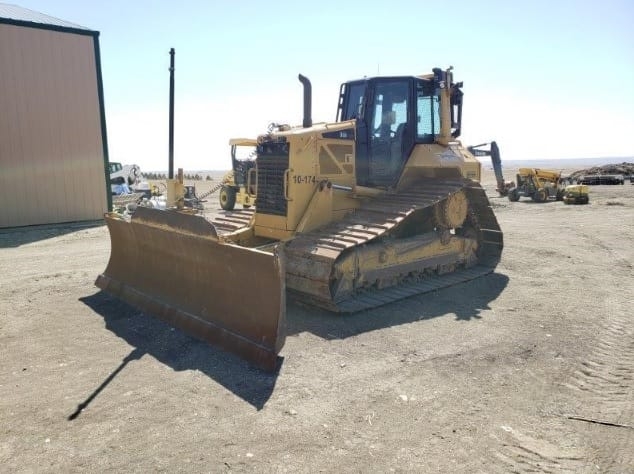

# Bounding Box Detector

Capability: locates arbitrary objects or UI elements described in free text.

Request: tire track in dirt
[489,426,586,473]
[562,300,634,472]
[565,231,634,470]
[581,232,633,273]
[478,227,633,473]
[482,309,633,473]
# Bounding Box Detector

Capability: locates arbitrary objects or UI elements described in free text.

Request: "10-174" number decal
[292,175,316,184]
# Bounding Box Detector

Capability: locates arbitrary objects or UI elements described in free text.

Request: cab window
[416,80,440,142]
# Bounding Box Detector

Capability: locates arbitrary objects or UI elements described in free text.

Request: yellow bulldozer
[96,67,503,370]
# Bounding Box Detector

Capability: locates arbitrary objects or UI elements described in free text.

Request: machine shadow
[0,220,104,248]
[286,272,509,339]
[79,291,280,411]
[78,272,507,411]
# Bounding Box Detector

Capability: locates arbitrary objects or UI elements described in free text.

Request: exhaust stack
[168,48,175,179]
[298,74,312,128]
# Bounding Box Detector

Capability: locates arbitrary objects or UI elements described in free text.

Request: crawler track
[285,179,503,312]
[211,208,255,234]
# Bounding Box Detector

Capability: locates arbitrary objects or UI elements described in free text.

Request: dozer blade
[96,206,285,371]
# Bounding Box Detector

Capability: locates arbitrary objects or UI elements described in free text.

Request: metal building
[0,3,109,228]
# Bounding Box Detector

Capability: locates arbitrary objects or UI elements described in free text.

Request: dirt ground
[1,168,633,473]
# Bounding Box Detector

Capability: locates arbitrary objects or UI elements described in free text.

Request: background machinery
[562,184,590,204]
[109,162,141,194]
[218,139,258,210]
[508,168,564,202]
[97,67,503,370]
[577,174,625,185]
[467,141,514,196]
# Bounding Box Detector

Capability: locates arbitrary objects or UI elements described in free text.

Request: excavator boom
[467,141,512,196]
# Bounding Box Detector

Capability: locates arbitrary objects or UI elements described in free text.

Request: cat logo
[436,149,459,161]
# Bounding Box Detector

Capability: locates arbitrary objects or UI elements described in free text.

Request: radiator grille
[256,141,289,216]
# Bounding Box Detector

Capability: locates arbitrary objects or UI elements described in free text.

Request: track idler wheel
[434,191,468,229]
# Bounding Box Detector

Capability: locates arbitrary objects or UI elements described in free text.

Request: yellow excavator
[97,67,503,370]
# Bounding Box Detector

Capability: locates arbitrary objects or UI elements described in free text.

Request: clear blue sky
[14,0,634,170]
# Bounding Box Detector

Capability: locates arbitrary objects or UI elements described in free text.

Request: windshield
[371,81,409,139]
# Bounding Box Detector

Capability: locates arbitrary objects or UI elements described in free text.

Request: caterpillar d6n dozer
[97,67,503,370]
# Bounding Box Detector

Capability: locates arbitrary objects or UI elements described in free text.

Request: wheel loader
[507,168,565,202]
[96,67,503,370]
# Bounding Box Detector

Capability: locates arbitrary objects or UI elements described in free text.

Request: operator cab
[337,71,462,187]
[109,162,123,174]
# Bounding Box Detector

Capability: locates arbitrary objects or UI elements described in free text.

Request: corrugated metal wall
[0,23,107,228]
